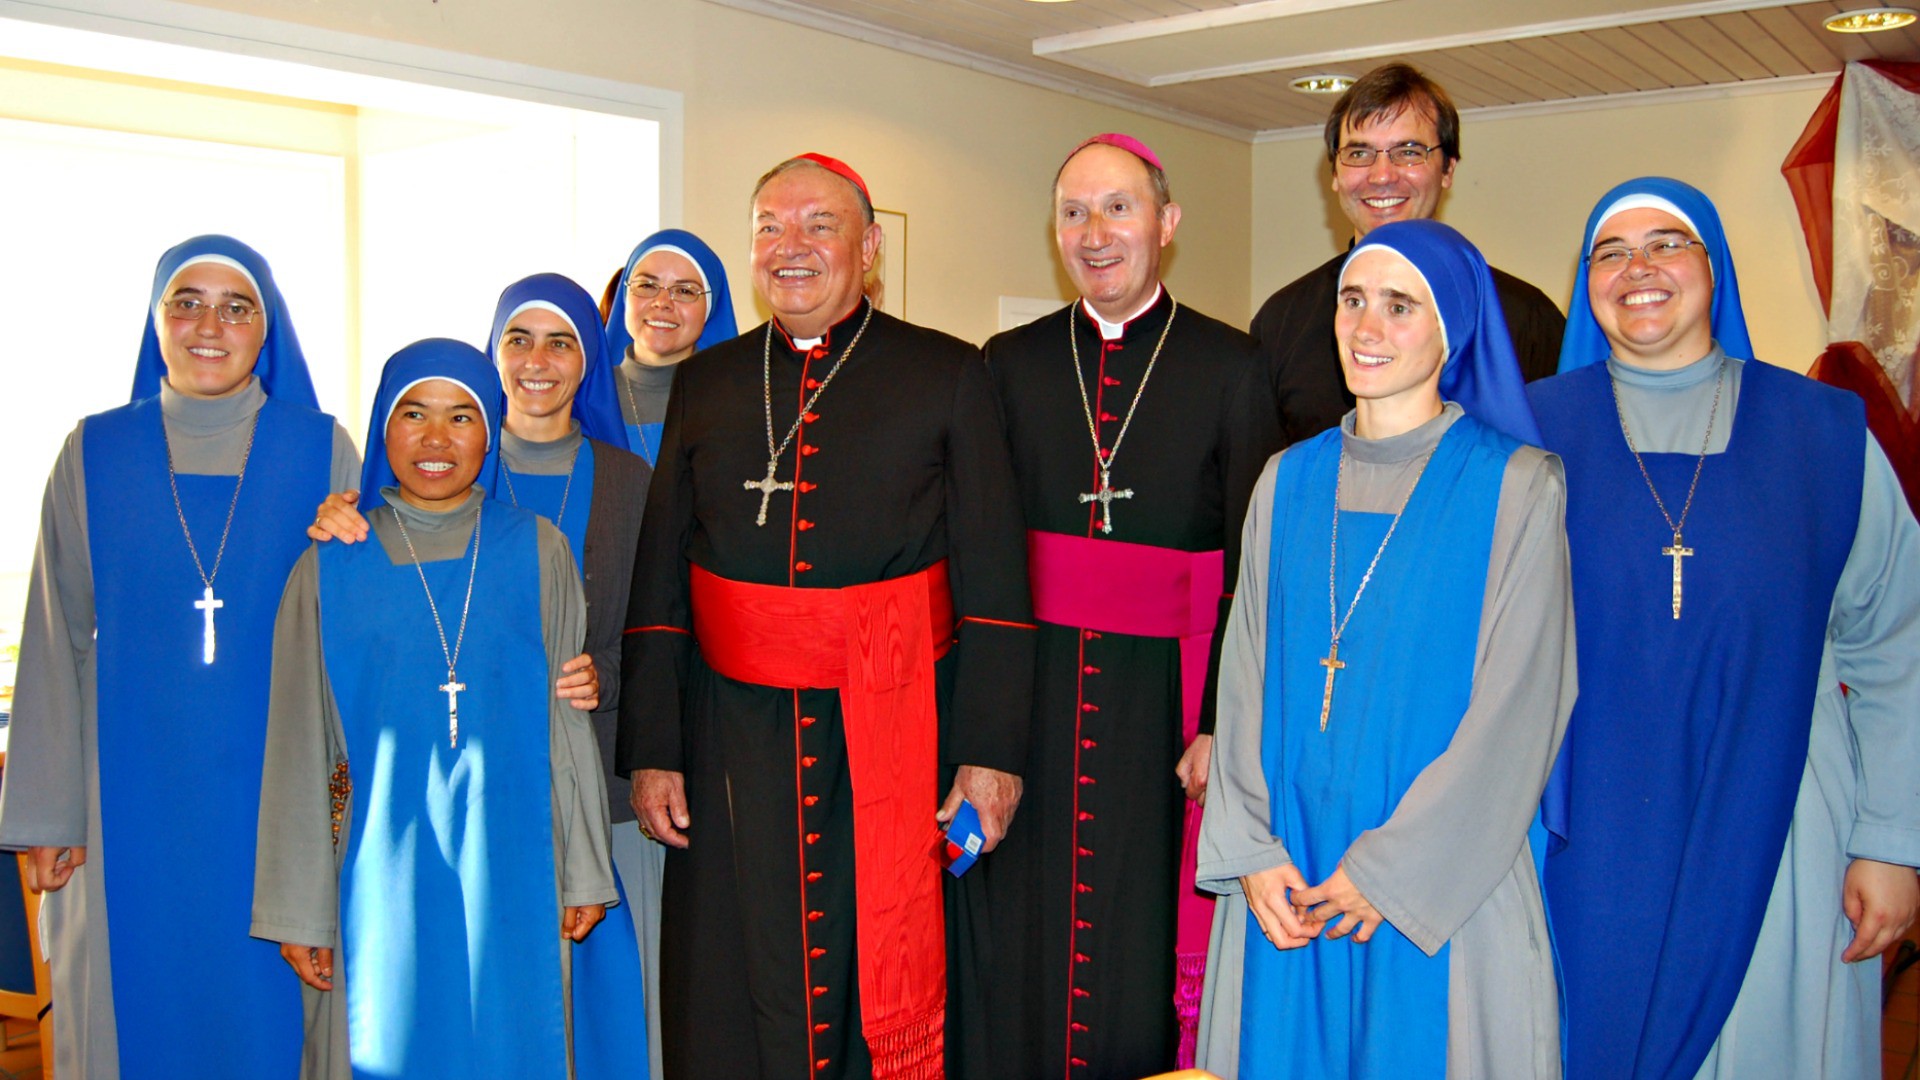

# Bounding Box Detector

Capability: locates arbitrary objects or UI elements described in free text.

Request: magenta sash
[1026,529,1222,1068]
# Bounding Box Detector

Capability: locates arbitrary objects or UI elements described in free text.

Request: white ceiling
[707,0,1920,138]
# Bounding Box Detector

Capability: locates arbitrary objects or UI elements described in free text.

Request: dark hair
[1052,143,1172,211]
[1322,63,1461,166]
[751,157,875,225]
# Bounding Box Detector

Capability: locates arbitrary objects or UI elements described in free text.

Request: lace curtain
[1784,61,1920,514]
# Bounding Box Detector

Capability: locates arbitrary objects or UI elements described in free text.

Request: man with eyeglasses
[1253,63,1567,446]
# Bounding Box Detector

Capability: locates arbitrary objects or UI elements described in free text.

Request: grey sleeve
[541,522,617,908]
[1196,454,1296,893]
[1832,439,1920,867]
[251,546,347,947]
[1341,448,1576,956]
[0,427,94,850]
[328,423,362,494]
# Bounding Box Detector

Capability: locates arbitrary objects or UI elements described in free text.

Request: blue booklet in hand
[942,799,985,877]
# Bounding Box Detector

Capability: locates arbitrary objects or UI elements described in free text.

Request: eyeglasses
[1587,237,1705,271]
[628,279,708,304]
[159,296,261,325]
[1334,142,1441,169]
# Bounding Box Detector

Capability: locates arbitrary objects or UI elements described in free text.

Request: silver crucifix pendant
[743,458,795,527]
[441,670,466,747]
[194,585,224,665]
[1078,467,1134,534]
[1662,531,1694,620]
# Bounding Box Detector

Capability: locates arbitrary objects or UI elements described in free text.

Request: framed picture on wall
[869,209,907,317]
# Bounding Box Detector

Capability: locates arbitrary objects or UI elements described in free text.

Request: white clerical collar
[1080,284,1165,342]
[792,335,824,350]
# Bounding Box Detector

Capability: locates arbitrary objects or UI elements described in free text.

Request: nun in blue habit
[1194,219,1575,1079]
[0,234,359,1079]
[486,273,655,1080]
[251,338,617,1080]
[1532,177,1920,1080]
[605,228,739,465]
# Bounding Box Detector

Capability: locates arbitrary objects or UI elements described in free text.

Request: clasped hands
[1243,862,1384,950]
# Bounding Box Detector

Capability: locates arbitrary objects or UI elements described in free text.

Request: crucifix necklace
[165,412,258,665]
[500,440,581,531]
[1609,357,1724,620]
[1069,298,1177,534]
[1321,442,1434,732]
[747,303,873,526]
[393,502,483,748]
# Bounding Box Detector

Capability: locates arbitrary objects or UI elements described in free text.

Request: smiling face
[750,164,880,340]
[385,378,490,511]
[1586,207,1715,370]
[156,261,267,399]
[624,248,708,365]
[496,305,585,426]
[1335,247,1447,417]
[1054,143,1181,323]
[1332,105,1455,240]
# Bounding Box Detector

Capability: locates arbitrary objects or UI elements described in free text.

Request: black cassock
[618,299,1035,1080]
[981,290,1282,1079]
[1254,248,1567,446]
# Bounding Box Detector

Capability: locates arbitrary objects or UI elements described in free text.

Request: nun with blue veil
[251,338,616,1079]
[306,272,657,1077]
[1534,177,1920,1080]
[0,234,360,1079]
[1195,219,1575,1078]
[605,229,739,467]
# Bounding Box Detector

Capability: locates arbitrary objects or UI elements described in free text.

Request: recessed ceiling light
[1290,74,1356,94]
[1823,6,1918,32]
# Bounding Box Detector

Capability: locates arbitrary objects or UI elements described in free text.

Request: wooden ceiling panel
[1705,11,1816,77]
[1508,35,1643,95]
[709,0,1917,138]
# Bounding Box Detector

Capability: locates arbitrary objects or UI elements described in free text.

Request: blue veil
[1556,176,1754,373]
[132,234,319,408]
[1345,219,1543,445]
[604,228,739,360]
[357,338,504,512]
[487,273,625,445]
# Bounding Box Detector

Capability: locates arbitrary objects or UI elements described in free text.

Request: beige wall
[1250,86,1832,371]
[123,0,1252,346]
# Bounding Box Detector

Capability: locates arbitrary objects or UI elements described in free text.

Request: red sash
[691,561,953,1079]
[1026,530,1222,1068]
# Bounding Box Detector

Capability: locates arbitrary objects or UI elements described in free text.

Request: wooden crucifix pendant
[1662,531,1694,620]
[1318,642,1345,732]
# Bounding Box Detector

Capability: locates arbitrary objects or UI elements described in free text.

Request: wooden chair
[0,750,54,1075]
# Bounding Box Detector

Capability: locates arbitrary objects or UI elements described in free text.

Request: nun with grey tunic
[0,234,358,1080]
[1194,220,1575,1078]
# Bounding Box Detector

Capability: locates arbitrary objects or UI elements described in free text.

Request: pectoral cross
[1078,467,1134,535]
[194,585,223,665]
[744,459,795,527]
[1662,531,1694,620]
[441,672,466,747]
[1317,642,1346,732]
